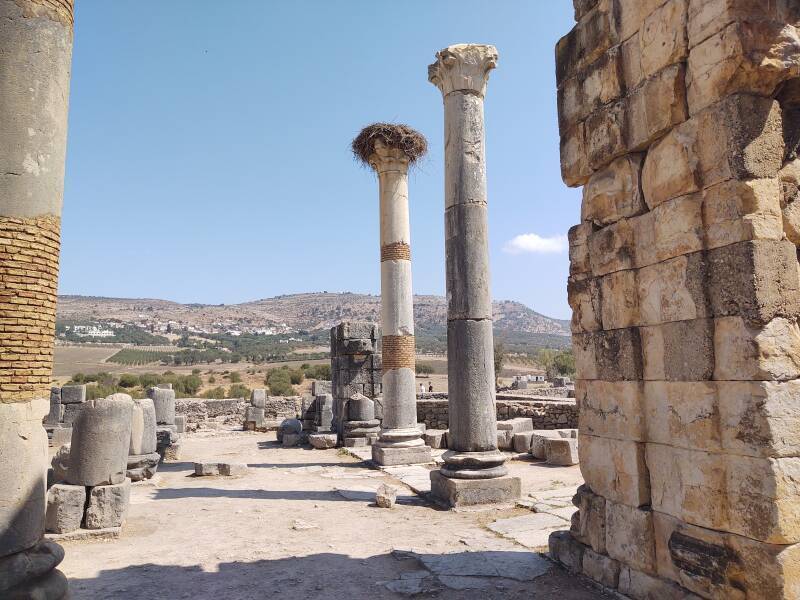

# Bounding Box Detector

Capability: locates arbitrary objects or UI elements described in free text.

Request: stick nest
[352,123,428,166]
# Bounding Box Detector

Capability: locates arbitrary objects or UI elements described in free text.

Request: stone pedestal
[427,44,519,505]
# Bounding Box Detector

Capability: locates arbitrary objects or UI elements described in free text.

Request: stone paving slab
[45,527,122,543]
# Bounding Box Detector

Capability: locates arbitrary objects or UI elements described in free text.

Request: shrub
[228,372,242,383]
[228,383,250,398]
[416,363,434,375]
[201,386,226,399]
[118,374,139,388]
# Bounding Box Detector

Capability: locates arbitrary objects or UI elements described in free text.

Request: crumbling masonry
[551,1,800,598]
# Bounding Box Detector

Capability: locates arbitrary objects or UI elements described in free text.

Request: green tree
[228,383,250,398]
[118,374,139,388]
[494,343,506,382]
[416,363,434,375]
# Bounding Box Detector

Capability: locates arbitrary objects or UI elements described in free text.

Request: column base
[430,469,521,507]
[0,540,69,599]
[372,444,432,466]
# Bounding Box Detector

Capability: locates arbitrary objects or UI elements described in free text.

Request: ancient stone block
[613,0,667,43]
[129,398,157,456]
[560,121,591,187]
[548,530,585,572]
[636,253,708,326]
[194,462,219,476]
[219,463,248,476]
[713,316,800,381]
[45,484,85,534]
[174,415,186,433]
[512,431,534,453]
[618,565,697,600]
[546,438,579,466]
[573,0,600,22]
[84,480,130,529]
[703,177,783,250]
[126,452,160,482]
[568,276,603,333]
[347,394,375,421]
[589,218,635,276]
[60,384,85,404]
[707,239,800,324]
[626,63,689,151]
[642,124,700,210]
[641,318,714,381]
[653,194,704,263]
[639,0,688,80]
[579,434,650,507]
[251,388,266,406]
[429,470,521,507]
[571,484,607,553]
[282,433,303,447]
[605,500,657,573]
[582,547,621,588]
[586,100,627,169]
[687,20,800,115]
[556,2,618,85]
[148,386,176,425]
[375,484,398,508]
[423,429,447,449]
[531,431,561,459]
[497,417,533,433]
[559,46,624,132]
[582,154,646,226]
[600,269,639,329]
[308,433,338,449]
[717,380,800,458]
[577,380,645,441]
[643,381,720,451]
[574,327,643,381]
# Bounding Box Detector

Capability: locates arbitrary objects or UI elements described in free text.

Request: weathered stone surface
[652,194,704,263]
[568,223,594,276]
[605,500,656,573]
[600,269,639,329]
[512,431,534,453]
[626,63,689,151]
[641,318,715,381]
[586,100,628,169]
[129,397,157,456]
[573,327,643,381]
[278,418,302,442]
[548,530,584,572]
[347,394,375,421]
[636,253,708,326]
[530,431,561,459]
[703,177,783,250]
[556,1,618,85]
[546,438,579,466]
[642,124,700,210]
[430,470,521,508]
[67,395,133,487]
[250,388,266,406]
[571,484,606,553]
[194,462,219,476]
[714,316,800,381]
[582,154,646,225]
[174,414,186,433]
[560,121,592,186]
[423,429,447,449]
[372,444,431,466]
[589,218,635,276]
[496,417,533,433]
[282,432,303,447]
[219,463,248,476]
[0,540,65,595]
[639,0,688,80]
[579,434,650,507]
[577,380,644,441]
[559,46,623,132]
[148,386,176,425]
[126,452,160,482]
[308,433,338,449]
[60,384,85,404]
[643,381,719,452]
[45,484,85,534]
[568,276,602,333]
[618,565,699,600]
[375,484,397,508]
[84,480,130,529]
[582,547,620,588]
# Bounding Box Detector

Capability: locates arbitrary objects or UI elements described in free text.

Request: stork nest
[352,123,428,166]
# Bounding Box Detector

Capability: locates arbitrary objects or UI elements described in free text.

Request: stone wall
[416,397,577,431]
[553,1,800,598]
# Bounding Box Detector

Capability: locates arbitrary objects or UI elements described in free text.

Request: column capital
[369,139,410,174]
[428,44,498,98]
[352,123,427,174]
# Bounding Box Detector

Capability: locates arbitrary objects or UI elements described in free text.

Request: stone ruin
[149,384,182,461]
[551,1,800,598]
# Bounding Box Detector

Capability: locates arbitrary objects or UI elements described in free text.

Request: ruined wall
[330,322,382,435]
[552,1,800,598]
[416,397,577,430]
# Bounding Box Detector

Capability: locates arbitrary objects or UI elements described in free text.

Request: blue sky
[61,1,580,319]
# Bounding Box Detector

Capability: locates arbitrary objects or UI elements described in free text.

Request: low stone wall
[416,396,577,430]
[176,396,307,430]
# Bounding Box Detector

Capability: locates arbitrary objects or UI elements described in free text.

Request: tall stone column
[352,124,432,466]
[0,1,74,597]
[427,45,520,506]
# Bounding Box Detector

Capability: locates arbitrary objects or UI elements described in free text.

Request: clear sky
[61,1,580,319]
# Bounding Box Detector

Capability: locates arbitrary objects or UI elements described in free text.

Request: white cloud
[503,232,567,255]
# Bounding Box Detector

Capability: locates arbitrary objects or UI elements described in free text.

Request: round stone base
[0,540,68,599]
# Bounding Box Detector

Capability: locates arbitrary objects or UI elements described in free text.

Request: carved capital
[368,139,410,174]
[428,44,498,98]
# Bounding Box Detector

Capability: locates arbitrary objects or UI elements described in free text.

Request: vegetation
[68,371,202,399]
[264,367,298,396]
[301,363,331,381]
[494,343,506,379]
[416,362,435,375]
[535,348,576,378]
[56,321,168,346]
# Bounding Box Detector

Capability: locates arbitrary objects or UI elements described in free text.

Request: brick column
[0,1,73,597]
[550,2,800,598]
[427,44,521,507]
[353,124,432,466]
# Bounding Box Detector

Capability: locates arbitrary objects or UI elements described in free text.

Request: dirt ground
[57,431,608,600]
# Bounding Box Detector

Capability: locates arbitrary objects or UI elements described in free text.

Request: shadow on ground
[66,550,608,600]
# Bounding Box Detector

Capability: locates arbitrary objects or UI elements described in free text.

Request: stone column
[354,125,432,466]
[0,1,74,597]
[427,44,520,506]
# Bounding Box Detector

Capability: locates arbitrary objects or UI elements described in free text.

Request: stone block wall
[554,1,800,598]
[330,322,382,435]
[416,396,577,431]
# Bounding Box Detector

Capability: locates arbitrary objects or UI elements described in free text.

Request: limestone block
[717,380,800,458]
[641,124,700,210]
[687,20,800,115]
[687,0,784,47]
[703,177,783,250]
[61,402,84,426]
[375,483,397,508]
[573,328,642,381]
[429,470,521,507]
[546,438,579,466]
[60,384,85,404]
[643,382,720,451]
[573,333,599,381]
[67,395,133,487]
[636,254,708,326]
[577,380,645,441]
[45,387,62,425]
[583,548,620,589]
[713,316,800,381]
[618,565,700,600]
[194,462,219,476]
[641,319,714,381]
[694,95,784,189]
[50,444,70,484]
[45,484,85,534]
[568,222,594,275]
[497,417,533,433]
[148,386,176,425]
[707,239,800,324]
[50,427,71,448]
[0,540,66,596]
[589,218,635,276]
[219,463,248,476]
[613,0,666,43]
[654,509,800,599]
[308,433,338,449]
[530,431,561,459]
[621,33,643,90]
[652,194,704,263]
[548,530,585,572]
[497,429,512,450]
[174,414,186,433]
[423,429,447,449]
[586,100,627,169]
[84,479,131,529]
[646,443,728,531]
[560,121,591,187]
[605,500,657,573]
[568,276,603,333]
[579,434,650,507]
[600,269,639,329]
[639,0,688,80]
[512,431,534,453]
[347,394,375,421]
[631,209,657,268]
[245,406,265,429]
[626,63,689,151]
[571,484,606,553]
[129,397,157,456]
[558,47,623,132]
[251,388,266,406]
[582,154,646,226]
[278,418,303,441]
[556,1,618,85]
[573,0,600,21]
[126,452,160,482]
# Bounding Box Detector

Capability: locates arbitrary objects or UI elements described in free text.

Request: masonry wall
[416,396,577,430]
[552,1,800,598]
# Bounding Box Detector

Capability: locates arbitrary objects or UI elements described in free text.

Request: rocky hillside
[57,293,570,337]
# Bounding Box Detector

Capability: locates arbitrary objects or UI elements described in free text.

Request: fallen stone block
[513,431,535,453]
[530,431,562,459]
[423,429,447,449]
[194,462,220,476]
[376,484,398,508]
[308,433,338,449]
[126,452,160,482]
[497,417,534,433]
[84,479,131,529]
[45,484,86,534]
[546,438,579,466]
[219,463,248,476]
[497,429,513,450]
